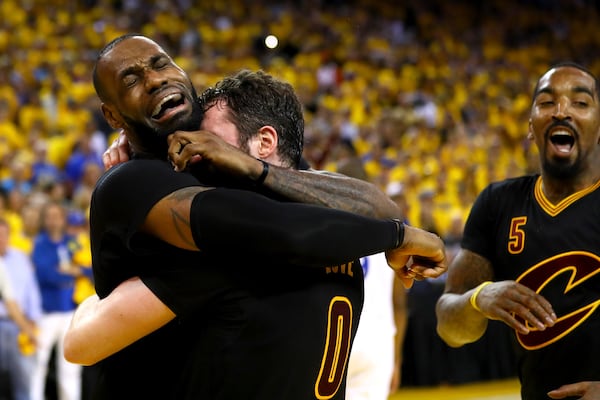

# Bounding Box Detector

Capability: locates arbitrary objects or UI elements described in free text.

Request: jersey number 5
[508,216,527,254]
[314,296,353,399]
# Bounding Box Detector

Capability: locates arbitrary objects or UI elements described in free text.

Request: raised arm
[168,130,402,219]
[103,130,401,219]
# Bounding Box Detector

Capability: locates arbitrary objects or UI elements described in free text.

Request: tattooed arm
[260,167,400,218]
[103,130,402,219]
[167,130,402,219]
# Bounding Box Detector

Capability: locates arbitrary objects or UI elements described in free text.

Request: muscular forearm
[263,167,401,219]
[435,292,488,347]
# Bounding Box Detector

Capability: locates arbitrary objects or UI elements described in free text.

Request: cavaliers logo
[515,251,600,350]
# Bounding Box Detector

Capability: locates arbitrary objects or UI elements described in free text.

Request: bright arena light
[265,34,279,49]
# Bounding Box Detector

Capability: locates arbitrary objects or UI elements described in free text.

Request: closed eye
[123,74,138,87]
[152,55,171,70]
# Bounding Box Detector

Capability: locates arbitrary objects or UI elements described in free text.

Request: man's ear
[254,126,278,160]
[101,103,125,130]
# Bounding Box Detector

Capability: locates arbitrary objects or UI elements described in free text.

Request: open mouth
[549,129,575,154]
[151,93,186,121]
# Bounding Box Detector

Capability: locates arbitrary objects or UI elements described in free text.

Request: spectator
[0,217,42,400]
[31,202,83,400]
[30,139,63,189]
[63,121,104,196]
[65,210,96,400]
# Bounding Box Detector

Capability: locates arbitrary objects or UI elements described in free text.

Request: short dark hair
[199,70,304,168]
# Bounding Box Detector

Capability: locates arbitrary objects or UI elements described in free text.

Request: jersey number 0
[314,296,353,399]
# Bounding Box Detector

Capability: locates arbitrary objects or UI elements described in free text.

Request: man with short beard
[436,62,600,400]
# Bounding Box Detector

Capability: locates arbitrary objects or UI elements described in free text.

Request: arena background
[2,0,599,398]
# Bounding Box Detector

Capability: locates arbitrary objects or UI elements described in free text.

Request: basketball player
[436,63,600,400]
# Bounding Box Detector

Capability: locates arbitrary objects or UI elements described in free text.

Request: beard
[125,89,203,160]
[541,155,583,180]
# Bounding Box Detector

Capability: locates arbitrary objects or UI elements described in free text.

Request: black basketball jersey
[144,253,364,400]
[90,158,369,399]
[462,174,600,400]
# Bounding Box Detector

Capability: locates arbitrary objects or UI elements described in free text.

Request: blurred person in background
[70,162,101,214]
[0,217,42,400]
[31,202,83,400]
[64,210,96,400]
[0,189,24,246]
[0,157,33,196]
[0,98,23,156]
[64,210,93,316]
[30,139,63,190]
[11,200,44,256]
[63,121,104,198]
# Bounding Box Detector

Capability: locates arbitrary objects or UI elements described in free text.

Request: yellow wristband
[469,281,493,313]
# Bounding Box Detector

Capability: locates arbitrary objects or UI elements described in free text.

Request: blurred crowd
[2,0,600,238]
[1,0,600,397]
